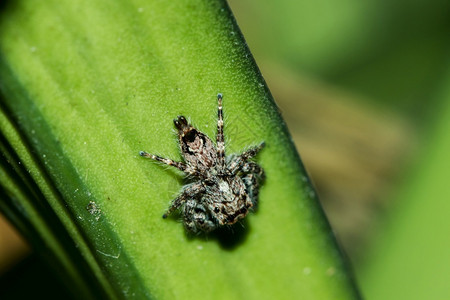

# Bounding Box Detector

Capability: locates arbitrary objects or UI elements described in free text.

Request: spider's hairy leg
[163,182,205,219]
[242,161,265,179]
[242,161,265,206]
[227,142,265,175]
[216,93,225,169]
[139,151,196,175]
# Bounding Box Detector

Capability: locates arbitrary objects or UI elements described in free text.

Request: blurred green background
[1,0,450,298]
[226,0,450,299]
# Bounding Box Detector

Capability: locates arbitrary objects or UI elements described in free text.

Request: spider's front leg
[216,93,225,170]
[139,151,198,176]
[163,181,205,218]
[227,142,265,175]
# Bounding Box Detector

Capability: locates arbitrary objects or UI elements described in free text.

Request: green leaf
[0,0,359,298]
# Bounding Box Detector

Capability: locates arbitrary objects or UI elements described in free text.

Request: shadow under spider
[163,210,251,250]
[211,219,251,250]
[185,218,251,251]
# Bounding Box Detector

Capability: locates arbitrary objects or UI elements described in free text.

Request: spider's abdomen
[205,176,252,226]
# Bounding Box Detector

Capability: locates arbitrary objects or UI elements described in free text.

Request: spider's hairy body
[140,94,264,233]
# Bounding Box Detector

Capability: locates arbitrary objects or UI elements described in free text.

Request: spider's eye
[174,116,188,129]
[214,207,220,213]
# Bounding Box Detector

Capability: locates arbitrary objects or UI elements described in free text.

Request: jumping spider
[139,94,265,233]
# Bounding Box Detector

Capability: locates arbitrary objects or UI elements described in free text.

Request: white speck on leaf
[97,248,121,259]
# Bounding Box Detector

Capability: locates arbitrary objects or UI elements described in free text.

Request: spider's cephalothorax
[140,94,265,233]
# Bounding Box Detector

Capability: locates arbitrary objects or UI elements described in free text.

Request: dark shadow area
[0,0,15,15]
[211,219,251,250]
[182,218,251,251]
[0,254,74,300]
